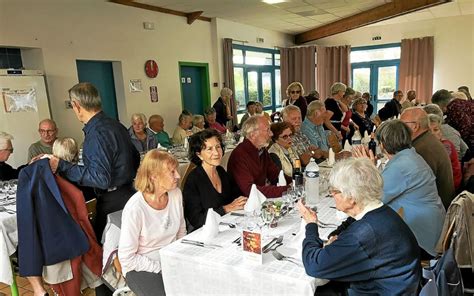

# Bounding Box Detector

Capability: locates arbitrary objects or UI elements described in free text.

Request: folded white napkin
[362,131,370,145]
[343,140,352,152]
[244,184,267,213]
[184,137,189,149]
[328,148,335,166]
[277,170,286,186]
[238,134,244,143]
[288,219,306,261]
[200,208,221,242]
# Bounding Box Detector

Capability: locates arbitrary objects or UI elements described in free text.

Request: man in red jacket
[227,115,290,198]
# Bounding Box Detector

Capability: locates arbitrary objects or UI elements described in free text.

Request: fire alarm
[145,60,159,78]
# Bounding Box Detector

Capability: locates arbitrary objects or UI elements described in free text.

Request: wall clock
[145,60,159,78]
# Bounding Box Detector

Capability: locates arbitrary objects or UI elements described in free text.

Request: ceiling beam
[187,11,204,25]
[108,0,212,23]
[295,0,451,44]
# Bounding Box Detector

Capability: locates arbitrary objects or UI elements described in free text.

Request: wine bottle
[368,133,377,156]
[292,159,303,186]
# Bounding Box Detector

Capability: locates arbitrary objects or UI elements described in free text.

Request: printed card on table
[242,230,262,265]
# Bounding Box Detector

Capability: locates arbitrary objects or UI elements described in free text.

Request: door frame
[178,62,211,112]
[351,59,399,113]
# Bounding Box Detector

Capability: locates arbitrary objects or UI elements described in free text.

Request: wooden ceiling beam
[108,0,211,23]
[295,0,451,44]
[187,11,204,25]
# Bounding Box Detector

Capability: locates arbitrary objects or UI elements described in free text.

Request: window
[233,45,280,114]
[0,48,23,69]
[351,44,400,113]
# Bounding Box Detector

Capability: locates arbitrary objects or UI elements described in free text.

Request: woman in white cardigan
[118,150,186,296]
[268,122,299,177]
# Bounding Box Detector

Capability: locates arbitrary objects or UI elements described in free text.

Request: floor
[0,276,95,296]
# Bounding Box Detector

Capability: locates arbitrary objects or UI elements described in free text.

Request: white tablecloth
[0,193,17,285]
[160,194,342,296]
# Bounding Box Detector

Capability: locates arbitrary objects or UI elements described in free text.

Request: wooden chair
[86,198,97,225]
[111,257,132,296]
[396,207,404,219]
[179,162,196,191]
[327,132,342,153]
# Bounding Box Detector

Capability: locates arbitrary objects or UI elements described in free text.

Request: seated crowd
[0,81,473,296]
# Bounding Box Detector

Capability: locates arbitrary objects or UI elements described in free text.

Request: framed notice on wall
[129,79,143,92]
[150,86,158,102]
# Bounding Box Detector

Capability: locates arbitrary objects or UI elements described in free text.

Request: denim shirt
[382,148,446,255]
[301,118,329,151]
[58,112,140,190]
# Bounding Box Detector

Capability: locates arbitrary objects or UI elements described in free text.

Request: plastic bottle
[352,130,362,146]
[304,158,320,206]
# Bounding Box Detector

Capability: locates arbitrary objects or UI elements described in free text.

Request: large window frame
[233,44,280,114]
[351,43,401,113]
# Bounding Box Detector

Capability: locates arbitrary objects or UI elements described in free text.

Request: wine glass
[260,207,275,237]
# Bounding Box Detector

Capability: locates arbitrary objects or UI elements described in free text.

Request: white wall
[0,0,220,143]
[309,14,474,93]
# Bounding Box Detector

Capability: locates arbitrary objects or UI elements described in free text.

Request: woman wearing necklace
[351,98,374,137]
[183,129,247,230]
[128,113,158,154]
[118,150,186,296]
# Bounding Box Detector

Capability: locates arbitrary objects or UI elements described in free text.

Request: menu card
[242,229,262,265]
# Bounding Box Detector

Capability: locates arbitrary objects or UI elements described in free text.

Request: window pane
[245,51,272,65]
[262,72,272,107]
[275,69,281,106]
[247,71,259,101]
[351,47,400,63]
[233,68,246,111]
[275,54,280,66]
[233,49,243,64]
[377,66,397,101]
[352,68,370,94]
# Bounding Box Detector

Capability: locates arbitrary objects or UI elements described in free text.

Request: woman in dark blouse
[183,129,247,229]
[351,98,374,137]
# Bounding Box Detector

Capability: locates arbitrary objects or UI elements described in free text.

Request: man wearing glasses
[0,131,18,181]
[27,119,58,161]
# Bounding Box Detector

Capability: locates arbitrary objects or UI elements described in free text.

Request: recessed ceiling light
[262,0,287,4]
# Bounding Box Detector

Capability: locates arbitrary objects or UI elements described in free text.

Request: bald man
[400,107,455,208]
[28,119,58,161]
[149,114,171,148]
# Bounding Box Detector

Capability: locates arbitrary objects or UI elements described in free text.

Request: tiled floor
[0,276,95,296]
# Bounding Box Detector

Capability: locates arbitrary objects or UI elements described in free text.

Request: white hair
[242,114,264,138]
[0,132,13,150]
[329,158,383,208]
[131,113,147,126]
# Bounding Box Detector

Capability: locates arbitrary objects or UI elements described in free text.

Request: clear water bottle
[304,158,320,206]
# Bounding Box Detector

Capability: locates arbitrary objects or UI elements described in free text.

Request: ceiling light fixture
[262,0,287,4]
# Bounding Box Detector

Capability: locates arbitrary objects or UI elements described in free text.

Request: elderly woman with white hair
[353,119,446,259]
[297,158,421,295]
[129,113,157,154]
[0,131,18,181]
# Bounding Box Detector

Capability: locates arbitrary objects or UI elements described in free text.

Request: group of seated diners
[0,81,472,296]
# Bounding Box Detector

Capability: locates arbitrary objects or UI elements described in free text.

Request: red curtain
[316,45,351,100]
[399,36,434,104]
[280,46,316,99]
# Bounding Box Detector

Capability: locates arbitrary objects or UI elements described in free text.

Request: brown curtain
[316,45,351,100]
[280,46,316,100]
[223,38,237,127]
[399,36,434,104]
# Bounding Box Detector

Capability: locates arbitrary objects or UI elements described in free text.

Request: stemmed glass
[260,207,275,238]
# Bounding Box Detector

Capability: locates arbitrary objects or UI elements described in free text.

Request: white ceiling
[135,0,474,34]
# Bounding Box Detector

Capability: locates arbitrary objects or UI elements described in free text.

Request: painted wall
[310,14,474,93]
[0,0,219,144]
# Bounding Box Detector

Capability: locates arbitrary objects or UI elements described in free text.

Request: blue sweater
[302,205,421,295]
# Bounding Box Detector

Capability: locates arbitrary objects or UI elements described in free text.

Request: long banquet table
[160,193,342,296]
[0,183,18,286]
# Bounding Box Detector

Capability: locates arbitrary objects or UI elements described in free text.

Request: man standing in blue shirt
[48,82,139,239]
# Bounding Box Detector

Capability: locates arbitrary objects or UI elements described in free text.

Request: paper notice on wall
[2,88,38,113]
[129,79,143,92]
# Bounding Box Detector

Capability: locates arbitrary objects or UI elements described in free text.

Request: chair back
[86,198,97,224]
[179,162,196,191]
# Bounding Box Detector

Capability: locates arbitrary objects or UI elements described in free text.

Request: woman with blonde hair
[284,82,308,118]
[118,150,186,296]
[52,137,79,163]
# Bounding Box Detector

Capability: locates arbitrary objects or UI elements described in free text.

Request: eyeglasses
[328,187,341,196]
[290,90,301,94]
[279,134,293,140]
[39,129,56,134]
[1,148,13,153]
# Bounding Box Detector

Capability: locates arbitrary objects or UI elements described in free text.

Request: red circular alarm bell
[145,60,159,78]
